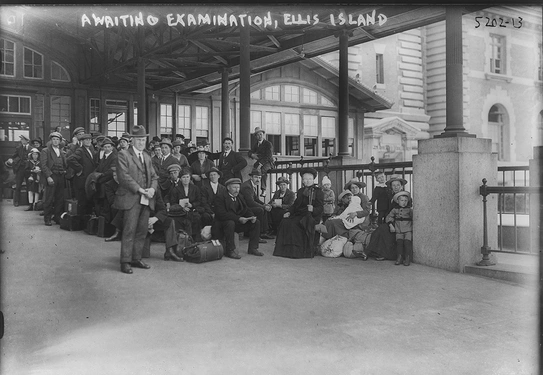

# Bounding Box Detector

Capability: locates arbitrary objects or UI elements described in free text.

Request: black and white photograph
[0,3,540,374]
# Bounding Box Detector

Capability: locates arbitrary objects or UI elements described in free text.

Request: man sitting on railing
[248,127,274,198]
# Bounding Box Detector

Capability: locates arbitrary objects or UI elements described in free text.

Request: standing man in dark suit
[114,125,159,274]
[240,168,274,241]
[248,127,274,197]
[211,178,263,259]
[93,138,118,218]
[217,137,247,185]
[7,134,30,207]
[200,166,226,226]
[40,132,67,226]
[67,133,96,216]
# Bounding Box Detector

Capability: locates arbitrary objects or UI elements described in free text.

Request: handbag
[183,240,224,263]
[174,230,194,258]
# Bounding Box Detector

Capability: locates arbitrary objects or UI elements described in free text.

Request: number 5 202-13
[475,16,522,29]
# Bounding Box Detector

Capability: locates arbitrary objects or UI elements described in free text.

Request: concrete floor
[0,201,538,375]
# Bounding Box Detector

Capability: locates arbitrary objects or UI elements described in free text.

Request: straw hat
[392,191,411,204]
[386,174,407,187]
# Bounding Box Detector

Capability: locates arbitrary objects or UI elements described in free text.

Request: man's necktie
[139,153,144,166]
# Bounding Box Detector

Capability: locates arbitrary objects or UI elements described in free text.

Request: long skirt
[365,223,396,260]
[273,214,317,259]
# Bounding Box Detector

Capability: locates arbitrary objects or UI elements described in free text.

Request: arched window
[51,61,70,82]
[488,104,509,161]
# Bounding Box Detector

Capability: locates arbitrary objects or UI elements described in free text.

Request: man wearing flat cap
[114,125,159,274]
[67,133,97,216]
[7,134,30,207]
[248,127,274,197]
[211,178,263,259]
[40,132,67,225]
[156,138,183,197]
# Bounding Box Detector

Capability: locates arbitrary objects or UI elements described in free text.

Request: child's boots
[395,239,404,265]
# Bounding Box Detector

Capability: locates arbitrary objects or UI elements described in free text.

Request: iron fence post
[477,178,495,266]
[368,157,378,225]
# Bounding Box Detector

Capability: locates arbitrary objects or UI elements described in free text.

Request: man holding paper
[114,125,158,274]
[211,178,263,259]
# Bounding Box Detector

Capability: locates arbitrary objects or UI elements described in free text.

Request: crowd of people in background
[1,125,413,271]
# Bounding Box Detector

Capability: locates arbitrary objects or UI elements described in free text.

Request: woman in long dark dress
[365,174,412,260]
[273,168,324,259]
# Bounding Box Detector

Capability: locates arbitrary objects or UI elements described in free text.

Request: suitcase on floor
[60,212,83,231]
[84,215,99,235]
[65,199,81,215]
[96,216,116,238]
[183,240,224,263]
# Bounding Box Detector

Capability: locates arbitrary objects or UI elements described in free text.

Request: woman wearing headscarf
[273,168,324,259]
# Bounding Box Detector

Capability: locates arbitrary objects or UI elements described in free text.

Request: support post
[477,178,495,266]
[338,30,350,156]
[137,57,146,128]
[239,25,251,152]
[435,7,474,138]
[221,68,231,141]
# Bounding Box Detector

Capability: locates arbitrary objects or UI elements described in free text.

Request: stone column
[413,138,498,272]
[412,8,497,272]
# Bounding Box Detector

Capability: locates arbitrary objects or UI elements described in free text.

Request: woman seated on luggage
[267,176,295,236]
[273,167,324,259]
[165,166,205,242]
[321,189,370,241]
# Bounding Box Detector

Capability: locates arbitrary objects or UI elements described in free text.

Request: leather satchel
[183,240,224,263]
[174,230,194,258]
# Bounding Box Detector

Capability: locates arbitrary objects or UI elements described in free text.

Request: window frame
[0,94,31,115]
[489,34,505,75]
[23,46,43,79]
[0,38,15,77]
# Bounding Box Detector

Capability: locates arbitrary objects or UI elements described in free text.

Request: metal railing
[267,156,414,220]
[478,178,541,263]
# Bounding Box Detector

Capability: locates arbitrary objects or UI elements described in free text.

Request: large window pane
[321,116,336,138]
[195,106,209,139]
[160,103,173,135]
[286,135,300,156]
[303,115,318,137]
[265,112,281,134]
[50,95,71,137]
[268,134,281,155]
[304,137,317,156]
[284,113,299,135]
[177,104,191,139]
[90,98,100,133]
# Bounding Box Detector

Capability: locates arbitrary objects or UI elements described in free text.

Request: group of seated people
[5,127,412,265]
